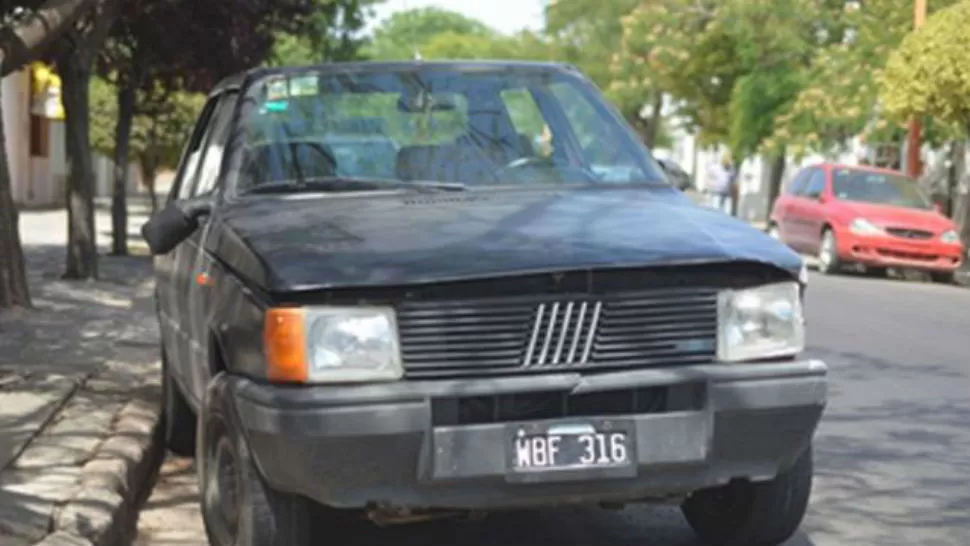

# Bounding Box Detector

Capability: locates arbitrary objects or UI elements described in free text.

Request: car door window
[188,93,238,197]
[171,97,220,202]
[803,169,826,199]
[787,170,810,196]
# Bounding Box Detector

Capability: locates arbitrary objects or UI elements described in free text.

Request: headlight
[263,307,402,383]
[849,218,884,236]
[717,282,805,362]
[941,230,961,244]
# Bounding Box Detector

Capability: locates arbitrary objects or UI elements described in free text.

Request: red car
[769,163,965,283]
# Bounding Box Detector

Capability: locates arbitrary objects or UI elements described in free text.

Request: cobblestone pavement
[1,199,164,546]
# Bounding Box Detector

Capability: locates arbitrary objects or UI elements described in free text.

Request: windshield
[831,168,931,210]
[227,66,666,194]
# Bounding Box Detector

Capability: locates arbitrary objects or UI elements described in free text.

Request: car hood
[215,187,803,293]
[837,200,954,231]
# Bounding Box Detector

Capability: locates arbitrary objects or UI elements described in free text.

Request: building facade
[3,63,141,209]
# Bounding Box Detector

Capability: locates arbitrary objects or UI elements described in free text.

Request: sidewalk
[1,199,163,546]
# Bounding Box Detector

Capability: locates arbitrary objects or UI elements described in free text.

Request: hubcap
[819,234,834,267]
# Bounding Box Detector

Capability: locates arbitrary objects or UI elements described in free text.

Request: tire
[161,349,197,457]
[865,266,888,278]
[199,374,311,546]
[682,447,813,546]
[930,271,956,284]
[817,229,842,275]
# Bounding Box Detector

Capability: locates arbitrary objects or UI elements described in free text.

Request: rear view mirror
[141,197,212,255]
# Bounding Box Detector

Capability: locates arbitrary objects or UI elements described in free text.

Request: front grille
[431,383,705,426]
[886,228,934,240]
[397,287,718,379]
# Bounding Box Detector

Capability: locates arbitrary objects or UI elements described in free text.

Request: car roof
[811,162,909,178]
[209,60,583,97]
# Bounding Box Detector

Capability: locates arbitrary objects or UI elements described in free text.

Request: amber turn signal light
[263,308,308,383]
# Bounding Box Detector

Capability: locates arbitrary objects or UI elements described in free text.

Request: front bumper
[229,360,827,510]
[838,231,964,272]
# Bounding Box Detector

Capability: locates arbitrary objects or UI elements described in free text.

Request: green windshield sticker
[263,100,289,113]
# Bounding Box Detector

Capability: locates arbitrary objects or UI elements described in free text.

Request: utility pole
[906,0,927,178]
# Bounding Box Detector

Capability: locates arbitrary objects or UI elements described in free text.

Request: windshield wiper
[245,176,467,195]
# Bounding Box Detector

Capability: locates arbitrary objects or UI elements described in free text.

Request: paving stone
[0,376,81,471]
[31,530,93,546]
[55,488,125,544]
[15,394,123,470]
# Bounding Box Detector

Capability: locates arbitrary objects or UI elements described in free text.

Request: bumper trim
[228,359,827,509]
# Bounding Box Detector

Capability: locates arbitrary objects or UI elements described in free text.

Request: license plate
[506,420,635,481]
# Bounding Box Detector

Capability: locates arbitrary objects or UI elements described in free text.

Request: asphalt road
[134,272,970,546]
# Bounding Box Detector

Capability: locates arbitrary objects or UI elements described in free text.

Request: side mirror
[933,202,943,214]
[817,193,829,204]
[140,197,212,255]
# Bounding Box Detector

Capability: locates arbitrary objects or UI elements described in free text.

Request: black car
[143,60,825,546]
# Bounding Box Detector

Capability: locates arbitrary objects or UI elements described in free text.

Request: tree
[269,0,379,66]
[880,0,970,245]
[90,77,204,211]
[766,0,961,159]
[91,0,346,256]
[366,6,495,60]
[54,0,119,279]
[612,0,748,147]
[0,0,105,308]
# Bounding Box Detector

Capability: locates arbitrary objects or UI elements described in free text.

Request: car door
[773,168,810,244]
[156,97,221,389]
[174,92,238,405]
[797,168,829,253]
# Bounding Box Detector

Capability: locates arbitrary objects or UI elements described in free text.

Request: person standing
[706,153,735,214]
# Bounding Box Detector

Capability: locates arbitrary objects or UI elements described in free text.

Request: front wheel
[930,271,956,284]
[198,375,312,546]
[817,229,842,275]
[682,447,813,546]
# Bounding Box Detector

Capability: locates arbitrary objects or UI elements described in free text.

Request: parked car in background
[769,163,965,283]
[657,158,693,191]
[142,60,825,546]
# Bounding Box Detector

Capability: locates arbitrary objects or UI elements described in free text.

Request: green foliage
[90,76,204,169]
[767,0,962,157]
[269,0,379,65]
[612,0,749,144]
[543,0,640,89]
[880,0,970,132]
[366,6,495,61]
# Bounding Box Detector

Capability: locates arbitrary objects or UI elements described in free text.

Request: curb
[32,387,165,546]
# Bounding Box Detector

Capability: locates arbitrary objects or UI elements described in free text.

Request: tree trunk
[0,85,31,309]
[59,52,98,279]
[139,149,159,213]
[945,140,964,218]
[110,79,137,256]
[765,147,787,220]
[642,94,664,149]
